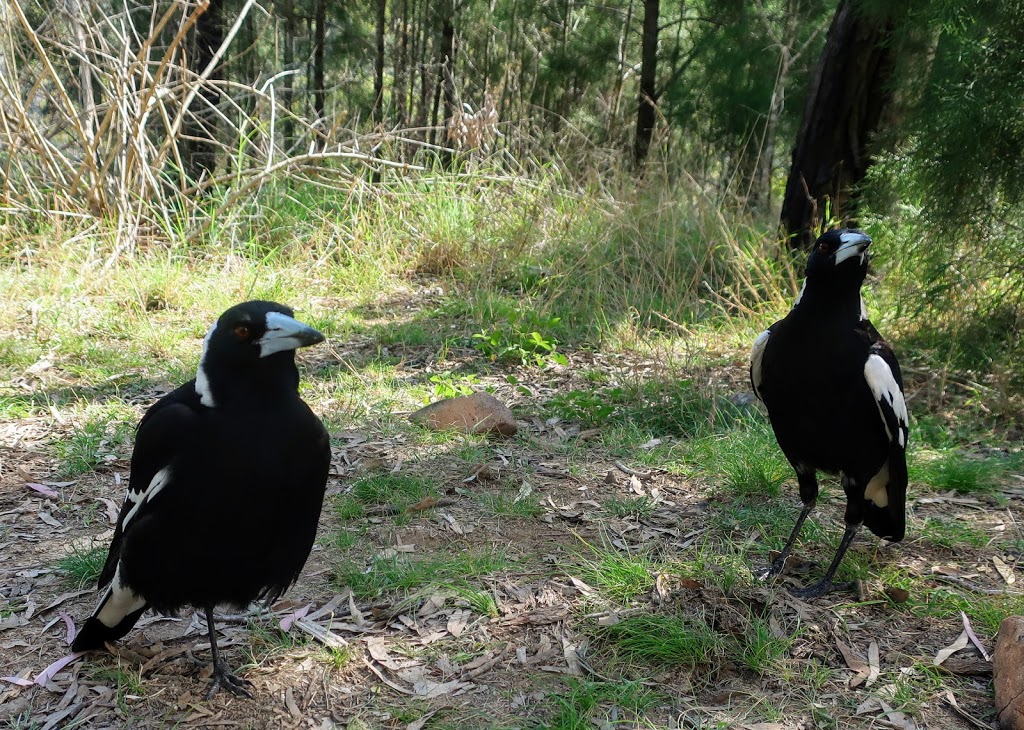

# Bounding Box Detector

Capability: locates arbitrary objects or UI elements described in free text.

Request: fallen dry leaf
[993,556,1016,585]
[934,630,970,665]
[836,638,871,688]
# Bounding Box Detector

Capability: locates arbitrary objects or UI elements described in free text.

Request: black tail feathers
[72,606,147,653]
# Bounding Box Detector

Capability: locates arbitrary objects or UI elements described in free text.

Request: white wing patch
[750,330,770,400]
[860,297,868,321]
[95,564,146,629]
[864,354,908,447]
[194,322,218,407]
[121,467,172,530]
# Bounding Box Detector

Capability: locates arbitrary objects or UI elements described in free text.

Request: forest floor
[1,277,1022,730]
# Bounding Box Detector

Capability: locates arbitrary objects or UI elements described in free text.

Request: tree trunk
[394,0,408,128]
[633,0,659,166]
[281,0,295,149]
[779,0,897,249]
[313,0,326,119]
[373,0,386,123]
[183,0,223,183]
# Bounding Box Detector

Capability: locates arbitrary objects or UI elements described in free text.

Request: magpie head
[806,229,872,279]
[195,301,324,406]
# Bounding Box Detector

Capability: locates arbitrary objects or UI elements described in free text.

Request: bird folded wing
[863,352,908,448]
[749,329,771,400]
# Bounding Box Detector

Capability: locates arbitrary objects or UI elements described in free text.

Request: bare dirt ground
[0,325,1018,730]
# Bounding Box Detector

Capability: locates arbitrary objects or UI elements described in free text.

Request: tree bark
[183,0,223,183]
[633,0,659,166]
[779,0,897,249]
[373,0,387,123]
[281,0,296,148]
[313,0,326,118]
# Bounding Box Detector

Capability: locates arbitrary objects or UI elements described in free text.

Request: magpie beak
[258,312,325,357]
[834,230,872,265]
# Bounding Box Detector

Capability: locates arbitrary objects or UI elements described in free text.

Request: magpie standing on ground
[73,301,331,699]
[749,229,909,598]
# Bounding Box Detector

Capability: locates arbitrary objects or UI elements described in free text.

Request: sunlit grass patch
[573,543,656,604]
[691,419,791,497]
[333,474,442,526]
[545,679,660,730]
[598,613,723,669]
[333,548,508,599]
[910,448,1012,493]
[917,516,988,549]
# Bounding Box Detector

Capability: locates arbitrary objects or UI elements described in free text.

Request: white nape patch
[749,330,770,399]
[194,322,218,407]
[96,564,146,629]
[793,280,807,307]
[864,460,890,508]
[121,467,172,530]
[864,354,909,447]
[835,232,871,265]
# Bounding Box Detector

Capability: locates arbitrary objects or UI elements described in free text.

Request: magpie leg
[758,500,814,580]
[203,605,253,701]
[789,524,860,599]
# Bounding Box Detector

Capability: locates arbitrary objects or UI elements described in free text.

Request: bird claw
[205,661,253,701]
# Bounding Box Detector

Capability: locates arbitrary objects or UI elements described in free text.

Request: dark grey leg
[759,500,814,580]
[204,605,253,700]
[789,524,860,599]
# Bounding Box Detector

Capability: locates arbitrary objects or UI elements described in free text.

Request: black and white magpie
[73,301,331,699]
[749,229,908,598]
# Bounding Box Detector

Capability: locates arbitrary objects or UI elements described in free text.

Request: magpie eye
[817,242,829,253]
[234,325,250,339]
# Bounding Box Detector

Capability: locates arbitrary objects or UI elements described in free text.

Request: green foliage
[428,371,480,400]
[472,310,568,367]
[548,378,744,437]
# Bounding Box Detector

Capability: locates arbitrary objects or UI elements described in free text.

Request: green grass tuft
[55,546,107,588]
[545,679,659,730]
[333,548,508,599]
[574,546,656,604]
[910,448,1011,493]
[599,613,722,669]
[691,419,791,497]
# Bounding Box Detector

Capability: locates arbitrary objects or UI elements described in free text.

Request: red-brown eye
[817,242,829,253]
[234,325,250,339]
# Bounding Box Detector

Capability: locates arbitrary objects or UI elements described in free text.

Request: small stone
[994,615,1024,730]
[409,392,518,436]
[883,586,910,604]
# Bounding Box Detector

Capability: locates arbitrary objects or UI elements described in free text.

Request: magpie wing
[862,333,909,538]
[96,383,201,588]
[749,324,776,401]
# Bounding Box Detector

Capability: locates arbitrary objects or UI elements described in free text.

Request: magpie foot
[205,661,253,700]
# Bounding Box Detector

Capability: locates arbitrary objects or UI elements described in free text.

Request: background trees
[1,0,1022,276]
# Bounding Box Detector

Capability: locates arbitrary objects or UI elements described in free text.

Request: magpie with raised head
[749,229,908,598]
[72,300,331,699]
